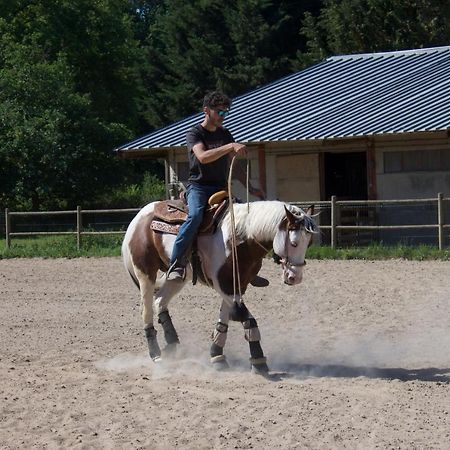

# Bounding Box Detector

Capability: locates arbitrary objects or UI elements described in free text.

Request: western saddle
[151,190,229,235]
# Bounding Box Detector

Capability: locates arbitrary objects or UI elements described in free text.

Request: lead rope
[227,154,250,300]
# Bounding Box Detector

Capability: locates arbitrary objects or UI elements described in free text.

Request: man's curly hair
[203,91,232,109]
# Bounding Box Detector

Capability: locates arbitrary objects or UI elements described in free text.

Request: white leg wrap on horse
[244,327,261,342]
[243,319,261,342]
[211,355,227,364]
[249,356,267,365]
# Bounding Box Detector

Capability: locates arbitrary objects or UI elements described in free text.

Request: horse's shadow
[266,363,450,383]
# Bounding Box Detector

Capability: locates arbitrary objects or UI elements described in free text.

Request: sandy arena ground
[1,257,450,449]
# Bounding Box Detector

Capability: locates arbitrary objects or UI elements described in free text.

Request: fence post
[77,206,82,250]
[331,196,337,248]
[437,192,444,250]
[5,208,11,249]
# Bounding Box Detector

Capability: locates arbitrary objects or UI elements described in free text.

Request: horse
[122,198,317,374]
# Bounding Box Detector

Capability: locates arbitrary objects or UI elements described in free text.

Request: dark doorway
[324,152,367,200]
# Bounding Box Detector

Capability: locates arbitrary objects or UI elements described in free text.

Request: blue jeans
[170,184,223,266]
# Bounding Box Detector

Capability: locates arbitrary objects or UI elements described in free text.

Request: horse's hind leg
[153,278,186,357]
[230,302,269,375]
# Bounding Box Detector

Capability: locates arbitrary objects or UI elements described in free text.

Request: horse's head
[273,205,316,285]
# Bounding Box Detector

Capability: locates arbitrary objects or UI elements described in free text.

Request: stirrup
[166,261,186,281]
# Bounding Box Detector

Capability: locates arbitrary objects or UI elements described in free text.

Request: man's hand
[232,142,247,156]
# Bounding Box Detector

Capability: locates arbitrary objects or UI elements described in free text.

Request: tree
[140,0,324,128]
[301,0,450,59]
[0,39,130,210]
[2,0,143,128]
[0,0,159,210]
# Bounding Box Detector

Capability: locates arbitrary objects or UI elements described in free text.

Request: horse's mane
[222,200,315,241]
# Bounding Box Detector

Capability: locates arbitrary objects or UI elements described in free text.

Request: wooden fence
[4,193,450,250]
[4,206,140,250]
[293,193,449,249]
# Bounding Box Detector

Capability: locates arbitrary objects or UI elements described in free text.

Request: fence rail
[4,206,140,250]
[4,193,450,250]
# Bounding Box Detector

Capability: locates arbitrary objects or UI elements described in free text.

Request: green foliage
[94,172,166,208]
[3,0,143,127]
[141,0,318,127]
[1,0,449,213]
[306,244,450,261]
[0,235,122,258]
[301,0,450,59]
[0,40,131,210]
[0,0,144,211]
[2,238,450,260]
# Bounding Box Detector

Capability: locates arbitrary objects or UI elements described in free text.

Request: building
[116,46,450,207]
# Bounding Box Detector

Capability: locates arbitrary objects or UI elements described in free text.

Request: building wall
[167,131,450,202]
[375,132,450,199]
[373,132,450,244]
[274,154,320,201]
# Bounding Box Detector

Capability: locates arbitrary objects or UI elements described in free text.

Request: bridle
[279,217,309,270]
[254,213,312,270]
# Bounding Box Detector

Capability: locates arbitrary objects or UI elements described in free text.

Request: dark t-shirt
[186,124,234,187]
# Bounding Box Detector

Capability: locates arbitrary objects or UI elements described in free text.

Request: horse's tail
[122,202,156,291]
[121,237,140,289]
[127,267,140,289]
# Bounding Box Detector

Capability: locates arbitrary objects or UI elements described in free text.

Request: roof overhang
[116,128,449,159]
[114,45,450,158]
[115,147,174,159]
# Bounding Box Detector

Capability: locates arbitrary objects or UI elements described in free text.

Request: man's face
[205,103,230,127]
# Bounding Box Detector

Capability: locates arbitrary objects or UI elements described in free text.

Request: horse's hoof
[251,363,270,376]
[250,357,270,376]
[211,355,230,371]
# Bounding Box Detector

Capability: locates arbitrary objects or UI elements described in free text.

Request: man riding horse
[166,91,266,282]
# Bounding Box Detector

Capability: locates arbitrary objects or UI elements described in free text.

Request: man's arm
[192,141,246,164]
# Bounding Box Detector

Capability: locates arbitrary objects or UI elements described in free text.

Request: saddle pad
[151,220,180,235]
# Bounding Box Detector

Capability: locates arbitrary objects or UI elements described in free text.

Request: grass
[1,236,450,260]
[306,243,450,261]
[0,235,123,259]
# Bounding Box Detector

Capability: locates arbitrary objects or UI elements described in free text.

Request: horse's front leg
[230,302,269,375]
[210,300,232,370]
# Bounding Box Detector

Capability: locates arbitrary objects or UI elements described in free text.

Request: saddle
[151,190,229,235]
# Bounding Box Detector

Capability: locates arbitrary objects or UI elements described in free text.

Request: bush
[96,173,166,208]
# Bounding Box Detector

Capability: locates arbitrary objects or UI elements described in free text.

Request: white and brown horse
[122,200,316,374]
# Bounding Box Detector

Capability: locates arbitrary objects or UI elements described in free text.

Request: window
[403,150,424,172]
[384,149,450,173]
[384,152,402,173]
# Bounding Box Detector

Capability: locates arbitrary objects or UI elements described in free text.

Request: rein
[226,156,308,292]
[227,154,246,299]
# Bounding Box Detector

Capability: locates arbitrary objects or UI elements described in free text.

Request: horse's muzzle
[282,267,303,285]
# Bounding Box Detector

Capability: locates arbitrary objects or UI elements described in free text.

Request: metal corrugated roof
[116,46,450,154]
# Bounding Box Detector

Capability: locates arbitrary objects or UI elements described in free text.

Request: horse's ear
[284,205,296,224]
[306,205,314,216]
